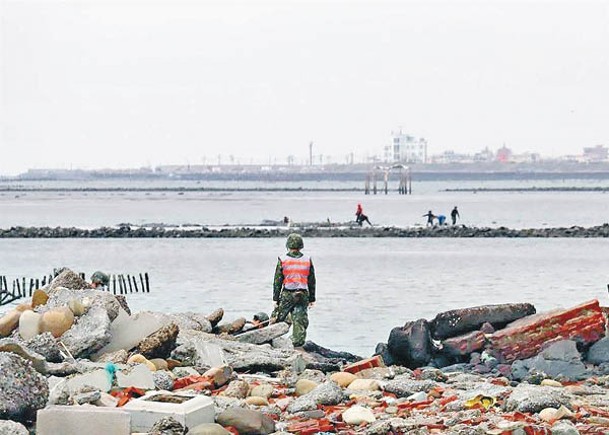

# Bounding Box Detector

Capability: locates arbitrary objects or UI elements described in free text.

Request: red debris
[342,355,385,374]
[490,299,606,363]
[110,386,146,407]
[441,330,486,356]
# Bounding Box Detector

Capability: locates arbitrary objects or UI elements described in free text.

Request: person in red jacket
[355,203,372,226]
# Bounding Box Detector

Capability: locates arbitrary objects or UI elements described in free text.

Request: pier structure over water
[365,164,412,195]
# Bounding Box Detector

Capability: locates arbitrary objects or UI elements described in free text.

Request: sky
[1,0,608,175]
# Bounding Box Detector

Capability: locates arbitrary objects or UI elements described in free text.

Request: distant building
[473,147,495,162]
[583,145,608,162]
[384,130,427,163]
[496,145,512,163]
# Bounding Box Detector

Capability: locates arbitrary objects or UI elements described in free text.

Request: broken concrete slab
[92,310,168,360]
[115,364,156,390]
[66,369,113,394]
[122,391,214,433]
[36,406,130,435]
[441,330,486,357]
[61,305,112,359]
[236,322,290,345]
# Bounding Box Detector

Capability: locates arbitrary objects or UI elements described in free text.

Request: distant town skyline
[2,0,608,176]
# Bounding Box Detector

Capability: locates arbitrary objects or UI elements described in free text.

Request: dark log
[431,303,536,340]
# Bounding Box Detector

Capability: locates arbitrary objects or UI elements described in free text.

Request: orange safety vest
[281,255,311,290]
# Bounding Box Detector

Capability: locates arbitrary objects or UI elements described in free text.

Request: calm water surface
[0,238,606,356]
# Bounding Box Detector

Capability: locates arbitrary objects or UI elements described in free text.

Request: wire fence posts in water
[0,272,151,306]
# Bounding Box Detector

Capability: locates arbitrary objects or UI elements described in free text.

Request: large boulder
[0,352,49,422]
[511,340,588,382]
[25,332,63,363]
[0,420,28,435]
[387,319,432,368]
[0,339,47,373]
[0,310,22,337]
[43,288,121,322]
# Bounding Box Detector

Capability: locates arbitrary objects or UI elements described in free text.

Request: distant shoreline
[1,224,609,238]
[446,187,609,192]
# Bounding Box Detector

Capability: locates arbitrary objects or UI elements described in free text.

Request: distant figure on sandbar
[451,206,460,225]
[283,216,291,228]
[423,210,436,226]
[355,203,372,226]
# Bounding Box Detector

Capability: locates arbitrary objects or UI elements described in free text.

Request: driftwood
[431,303,536,340]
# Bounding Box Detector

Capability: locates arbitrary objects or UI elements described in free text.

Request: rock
[0,311,22,337]
[0,338,47,373]
[206,308,224,327]
[295,379,318,396]
[44,287,120,322]
[540,407,559,423]
[188,423,232,435]
[149,416,185,435]
[61,305,112,359]
[250,383,274,399]
[431,303,536,339]
[504,384,572,413]
[137,323,179,360]
[441,330,486,357]
[347,378,380,391]
[95,391,119,407]
[127,354,157,371]
[387,319,432,368]
[0,420,29,435]
[24,332,63,363]
[18,310,40,340]
[330,371,357,387]
[73,385,102,405]
[223,379,250,399]
[297,368,326,384]
[0,353,49,422]
[245,396,269,406]
[383,379,438,398]
[153,370,175,391]
[587,336,609,365]
[150,358,168,371]
[216,408,275,435]
[551,420,580,435]
[215,317,246,334]
[342,405,376,425]
[14,303,31,313]
[96,349,129,364]
[40,307,75,338]
[301,381,344,406]
[542,379,564,387]
[68,299,86,316]
[31,289,49,308]
[202,365,232,388]
[47,270,89,293]
[512,340,588,381]
[236,323,290,345]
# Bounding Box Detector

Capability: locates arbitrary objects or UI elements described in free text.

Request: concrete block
[116,364,156,389]
[37,405,130,435]
[66,369,112,393]
[123,391,215,432]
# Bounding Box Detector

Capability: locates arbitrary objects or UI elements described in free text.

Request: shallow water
[0,237,607,356]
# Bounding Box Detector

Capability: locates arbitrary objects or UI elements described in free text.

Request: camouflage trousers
[273,289,309,347]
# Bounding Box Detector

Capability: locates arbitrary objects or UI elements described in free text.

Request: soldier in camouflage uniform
[272,233,316,347]
[90,271,110,289]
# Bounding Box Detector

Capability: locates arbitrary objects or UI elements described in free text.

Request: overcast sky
[1,0,608,174]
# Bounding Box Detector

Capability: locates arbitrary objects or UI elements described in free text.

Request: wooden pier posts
[365,165,412,195]
[0,272,151,306]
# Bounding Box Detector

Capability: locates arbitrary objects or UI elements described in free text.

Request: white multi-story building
[384,130,428,164]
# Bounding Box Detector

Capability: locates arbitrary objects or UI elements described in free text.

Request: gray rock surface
[61,306,112,359]
[43,287,120,321]
[187,423,232,435]
[511,340,588,381]
[47,270,89,293]
[287,380,344,413]
[0,352,49,422]
[587,337,609,365]
[0,420,29,435]
[25,332,63,363]
[0,338,47,373]
[383,378,438,398]
[153,370,175,391]
[149,416,186,435]
[236,323,290,345]
[503,384,572,413]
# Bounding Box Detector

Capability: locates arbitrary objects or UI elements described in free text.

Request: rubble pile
[1,269,609,434]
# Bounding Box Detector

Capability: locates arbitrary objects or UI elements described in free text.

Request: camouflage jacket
[273,251,316,303]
